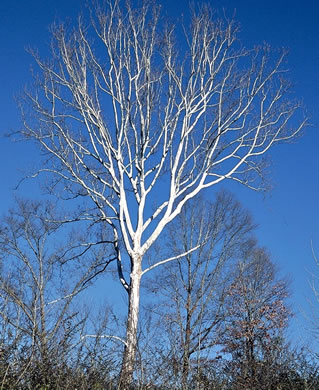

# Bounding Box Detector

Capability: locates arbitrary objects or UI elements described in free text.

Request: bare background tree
[19,0,305,385]
[0,199,116,389]
[143,191,254,390]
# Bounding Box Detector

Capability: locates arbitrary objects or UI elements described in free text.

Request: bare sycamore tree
[0,199,113,388]
[144,191,254,390]
[19,0,305,385]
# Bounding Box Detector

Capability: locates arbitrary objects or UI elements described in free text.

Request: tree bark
[182,319,191,390]
[182,268,192,390]
[119,258,142,389]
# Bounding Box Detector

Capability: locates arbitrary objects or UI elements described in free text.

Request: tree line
[2,0,314,388]
[0,194,318,389]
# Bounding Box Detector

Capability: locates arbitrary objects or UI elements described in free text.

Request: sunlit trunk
[119,257,142,389]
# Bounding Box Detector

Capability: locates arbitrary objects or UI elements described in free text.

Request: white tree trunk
[119,257,142,388]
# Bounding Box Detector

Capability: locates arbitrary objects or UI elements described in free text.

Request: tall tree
[19,1,305,384]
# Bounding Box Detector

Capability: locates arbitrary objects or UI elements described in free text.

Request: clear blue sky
[1,0,319,347]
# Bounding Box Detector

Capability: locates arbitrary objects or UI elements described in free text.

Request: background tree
[220,243,291,390]
[0,199,115,389]
[19,0,305,384]
[144,191,254,390]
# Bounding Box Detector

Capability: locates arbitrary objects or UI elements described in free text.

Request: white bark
[120,258,142,386]
[20,1,305,385]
